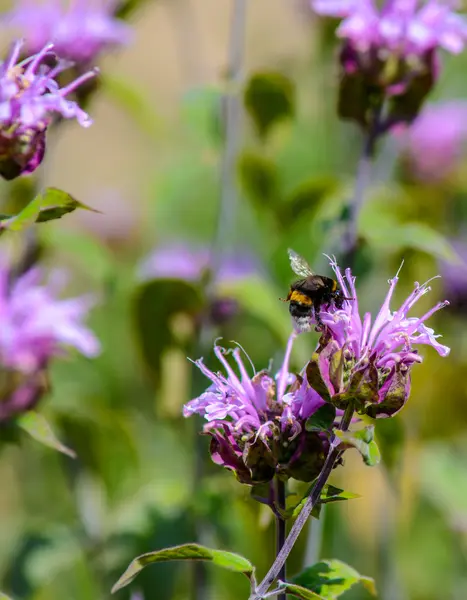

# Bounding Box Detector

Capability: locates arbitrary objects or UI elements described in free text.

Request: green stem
[250,403,355,600]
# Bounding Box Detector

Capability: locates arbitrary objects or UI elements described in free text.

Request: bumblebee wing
[295,276,326,292]
[288,248,314,278]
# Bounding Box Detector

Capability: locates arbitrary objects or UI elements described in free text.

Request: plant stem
[343,106,382,267]
[250,403,355,600]
[209,0,247,284]
[275,478,287,600]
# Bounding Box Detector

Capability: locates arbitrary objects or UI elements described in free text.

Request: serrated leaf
[111,543,255,593]
[335,427,381,467]
[244,72,295,138]
[0,188,99,232]
[291,559,377,599]
[278,582,324,599]
[306,404,336,432]
[17,411,76,458]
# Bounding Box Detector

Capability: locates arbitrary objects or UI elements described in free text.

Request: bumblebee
[282,249,348,331]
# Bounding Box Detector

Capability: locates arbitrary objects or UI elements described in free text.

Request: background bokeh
[1,1,467,599]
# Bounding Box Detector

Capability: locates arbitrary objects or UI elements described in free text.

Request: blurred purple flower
[0,40,97,179]
[0,264,100,421]
[312,1,467,127]
[397,101,467,181]
[307,256,449,417]
[138,242,259,286]
[312,0,467,55]
[439,237,467,311]
[4,0,131,65]
[184,333,330,484]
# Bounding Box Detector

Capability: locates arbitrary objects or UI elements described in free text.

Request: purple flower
[312,1,467,127]
[306,256,449,417]
[0,40,97,179]
[397,100,467,181]
[184,333,330,484]
[4,0,131,65]
[138,242,259,286]
[0,264,100,422]
[313,0,467,55]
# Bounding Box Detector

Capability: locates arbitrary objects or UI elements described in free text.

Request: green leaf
[244,72,295,138]
[237,152,279,208]
[305,404,336,432]
[111,543,255,593]
[17,411,76,458]
[361,203,459,263]
[335,427,381,467]
[0,594,13,600]
[0,188,98,232]
[291,559,377,599]
[319,485,361,504]
[278,177,338,229]
[278,582,324,599]
[133,278,204,383]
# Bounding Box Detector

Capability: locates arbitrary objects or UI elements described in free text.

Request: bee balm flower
[306,257,449,418]
[183,334,332,484]
[4,0,131,65]
[312,0,467,128]
[0,264,100,422]
[0,40,97,179]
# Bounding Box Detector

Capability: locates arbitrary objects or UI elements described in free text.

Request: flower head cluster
[308,257,449,417]
[184,334,330,484]
[312,0,467,128]
[4,0,131,65]
[0,40,96,179]
[0,264,100,422]
[398,100,467,182]
[313,0,467,56]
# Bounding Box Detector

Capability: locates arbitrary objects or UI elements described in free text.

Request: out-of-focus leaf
[238,152,279,208]
[115,0,151,19]
[244,72,295,138]
[133,279,203,382]
[111,544,255,593]
[278,581,324,599]
[102,75,162,138]
[278,177,338,229]
[335,426,381,466]
[0,593,13,599]
[17,411,76,458]
[361,203,458,262]
[305,404,336,432]
[217,276,292,345]
[0,188,98,232]
[291,559,377,599]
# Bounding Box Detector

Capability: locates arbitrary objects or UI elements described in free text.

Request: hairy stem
[250,403,355,600]
[275,478,287,600]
